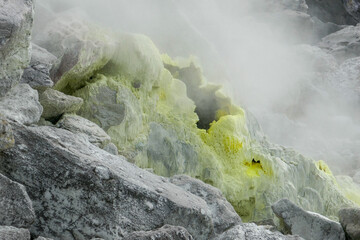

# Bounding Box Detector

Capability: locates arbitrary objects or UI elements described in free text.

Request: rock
[21,44,57,89]
[0,123,218,240]
[34,237,54,240]
[0,84,43,125]
[39,88,83,120]
[0,173,35,228]
[271,199,345,240]
[33,10,115,94]
[0,117,14,151]
[305,0,357,25]
[56,114,111,148]
[125,225,194,240]
[318,25,360,63]
[336,176,360,207]
[215,224,303,240]
[354,171,360,185]
[343,0,360,22]
[338,208,360,240]
[0,226,30,240]
[170,175,241,234]
[103,143,118,155]
[0,0,34,97]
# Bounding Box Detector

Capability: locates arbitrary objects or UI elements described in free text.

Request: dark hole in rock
[45,113,64,125]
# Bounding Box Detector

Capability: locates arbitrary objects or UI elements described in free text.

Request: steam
[35,0,360,177]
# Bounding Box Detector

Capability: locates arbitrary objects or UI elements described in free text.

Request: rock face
[0,173,35,228]
[56,114,111,148]
[0,117,14,151]
[21,44,57,89]
[39,88,83,120]
[0,123,221,240]
[343,0,360,22]
[318,25,360,63]
[0,0,34,97]
[0,226,30,240]
[272,199,345,240]
[170,175,241,234]
[338,208,360,240]
[0,84,43,125]
[125,225,194,240]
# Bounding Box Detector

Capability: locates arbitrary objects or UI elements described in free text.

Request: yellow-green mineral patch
[55,29,359,222]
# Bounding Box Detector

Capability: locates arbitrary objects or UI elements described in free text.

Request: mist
[35,0,360,178]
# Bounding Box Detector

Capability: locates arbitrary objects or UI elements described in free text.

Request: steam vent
[0,0,360,239]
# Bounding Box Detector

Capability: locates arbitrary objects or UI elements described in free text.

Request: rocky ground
[0,0,360,240]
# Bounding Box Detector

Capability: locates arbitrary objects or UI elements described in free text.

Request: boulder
[338,208,360,240]
[0,226,30,240]
[215,224,303,240]
[0,0,34,97]
[33,10,115,94]
[124,225,194,240]
[272,199,345,240]
[0,173,35,228]
[0,84,43,125]
[39,88,83,120]
[170,175,241,234]
[318,25,360,63]
[21,44,57,89]
[0,117,14,151]
[0,123,218,240]
[56,114,111,148]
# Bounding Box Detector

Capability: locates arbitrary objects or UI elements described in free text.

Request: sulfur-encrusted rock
[0,226,30,240]
[170,175,241,234]
[56,114,111,148]
[125,225,194,240]
[0,84,43,125]
[0,0,34,97]
[339,208,360,240]
[272,199,345,240]
[39,88,83,120]
[0,123,220,240]
[0,117,14,151]
[21,44,57,89]
[0,173,35,228]
[33,10,115,94]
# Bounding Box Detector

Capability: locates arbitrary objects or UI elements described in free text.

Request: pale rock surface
[39,88,83,119]
[170,175,241,234]
[34,237,54,240]
[0,226,30,240]
[0,173,35,228]
[272,199,345,240]
[338,208,360,240]
[0,117,14,151]
[0,84,43,125]
[56,114,111,148]
[124,225,193,240]
[0,0,34,97]
[21,44,57,89]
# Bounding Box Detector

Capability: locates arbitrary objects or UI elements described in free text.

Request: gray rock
[170,175,241,234]
[34,237,54,240]
[39,88,83,119]
[318,25,360,63]
[306,0,357,25]
[56,114,111,148]
[215,224,303,240]
[21,44,57,89]
[103,143,118,155]
[338,208,360,240]
[0,226,30,240]
[272,199,345,240]
[0,0,34,97]
[0,173,35,228]
[343,0,360,22]
[0,84,43,125]
[125,225,193,240]
[0,123,216,240]
[0,117,14,151]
